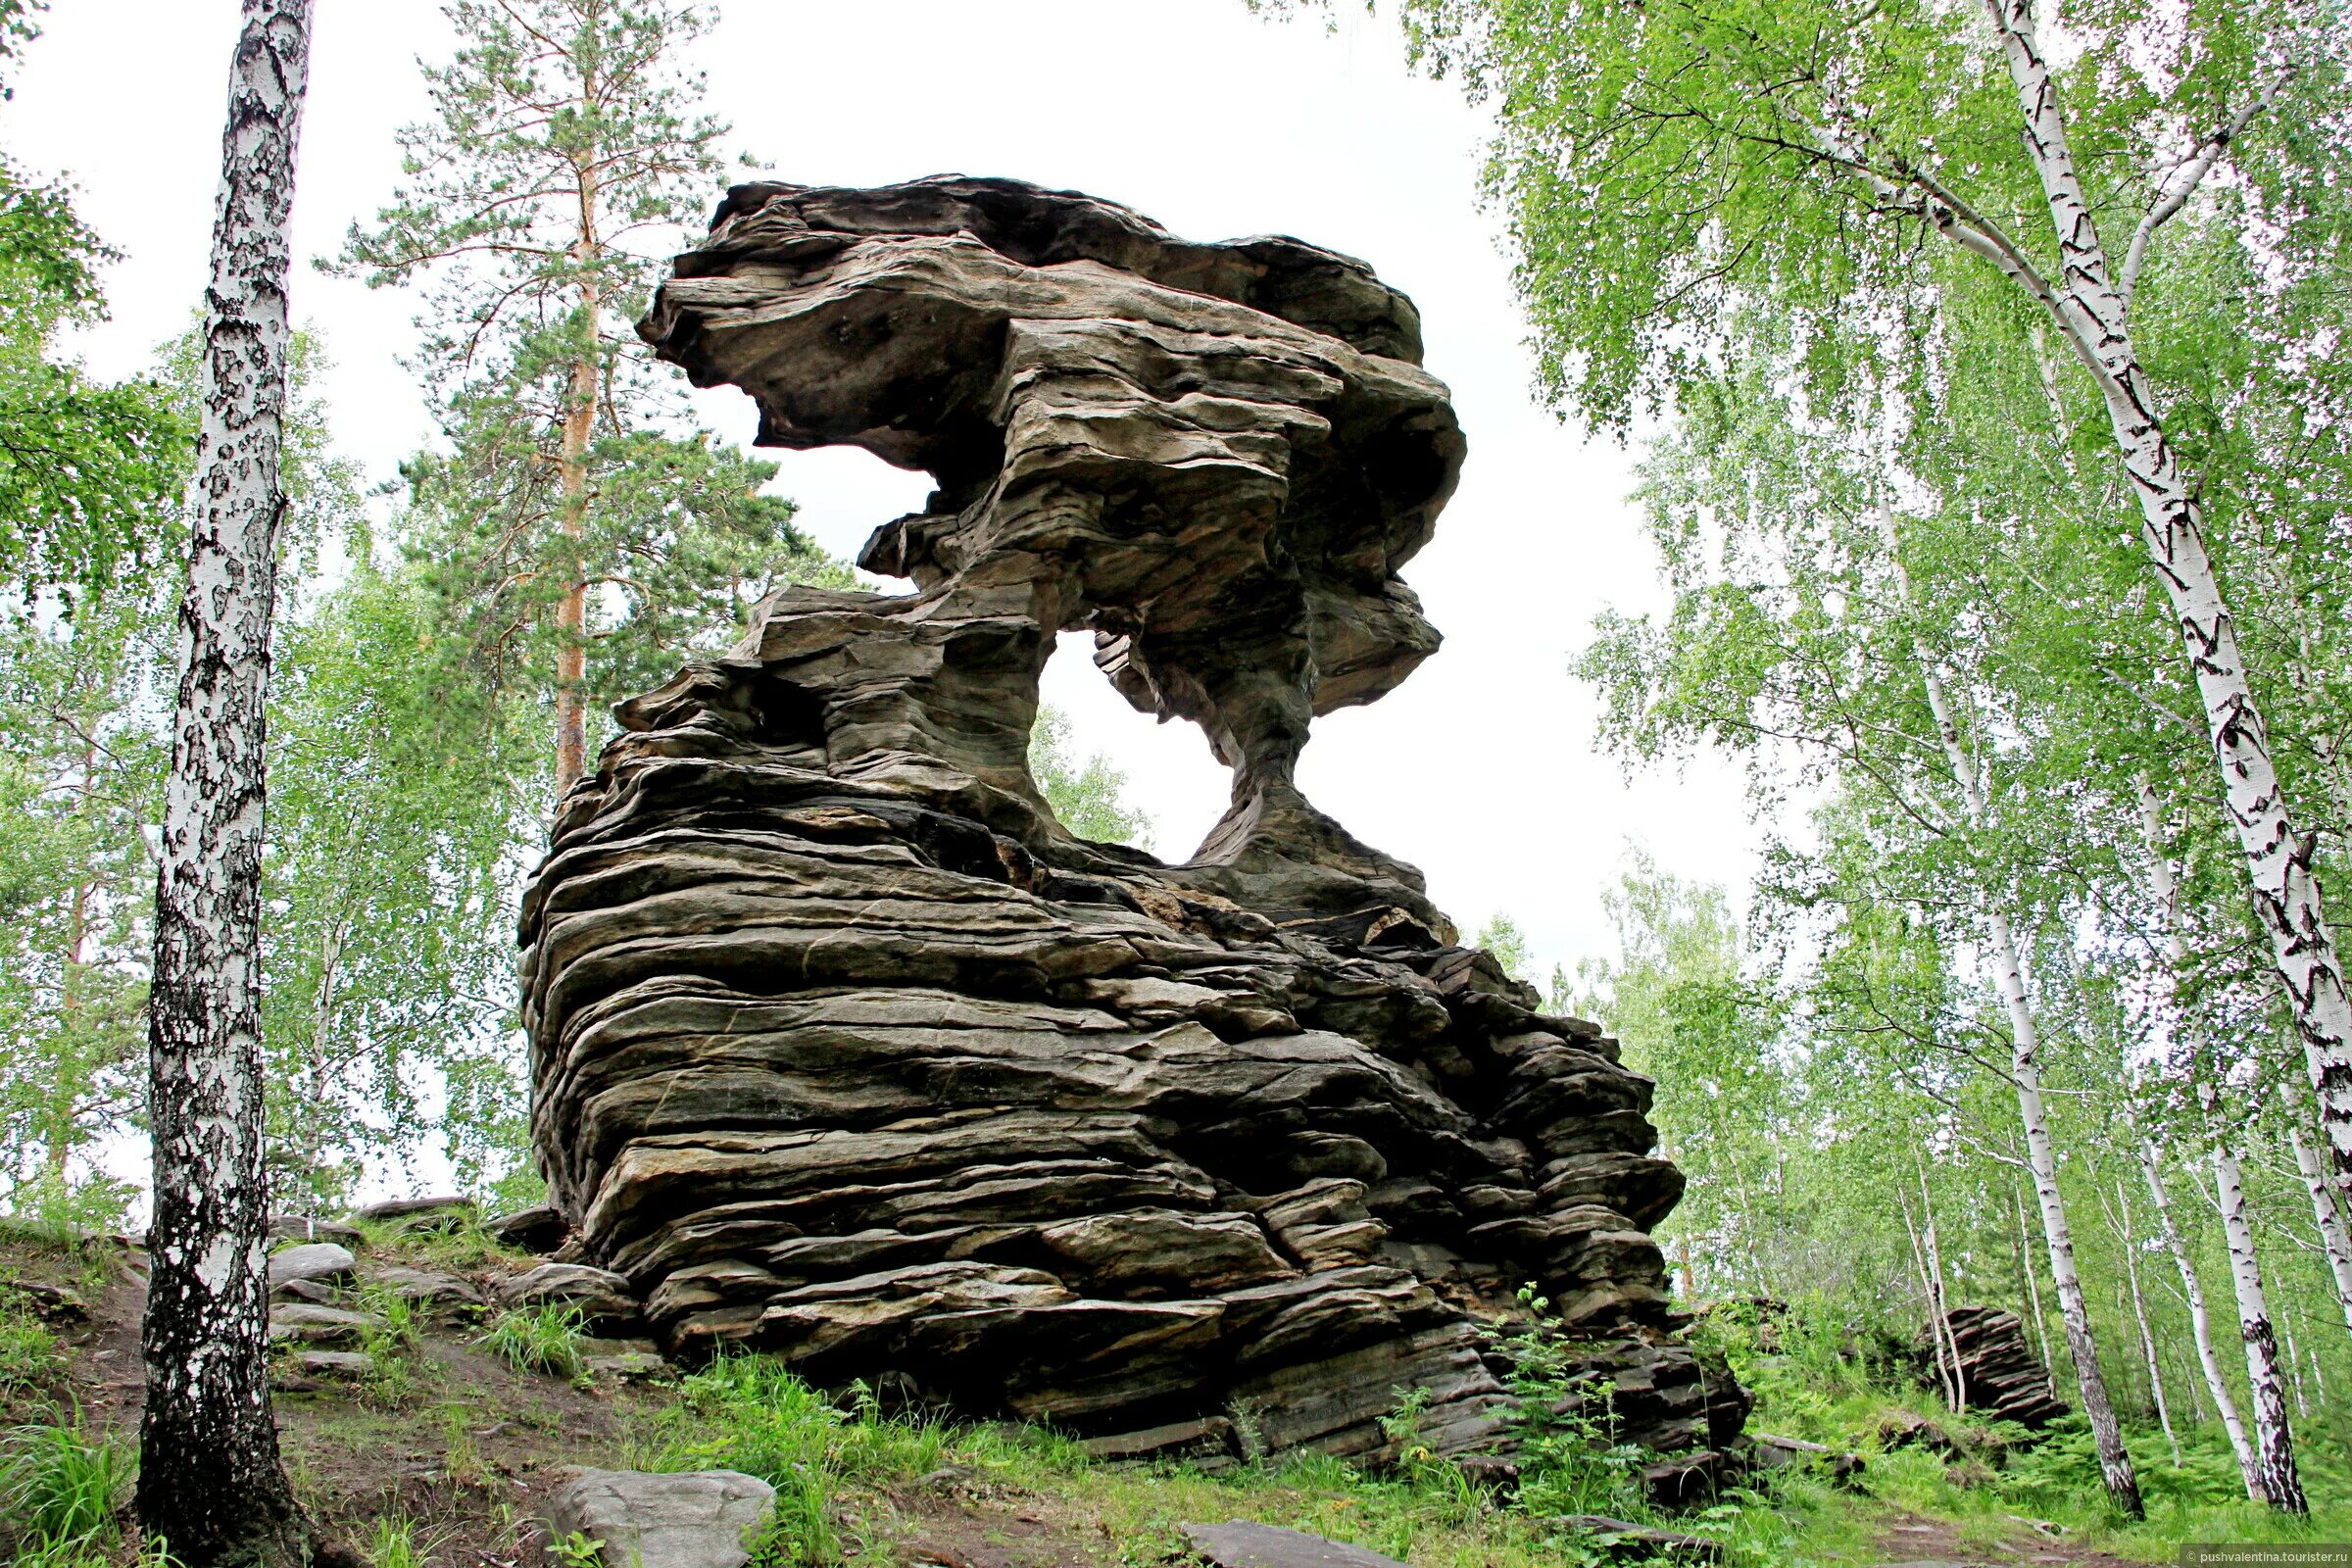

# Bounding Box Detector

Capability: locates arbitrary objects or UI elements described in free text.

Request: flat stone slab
[269,1243,357,1290]
[500,1262,640,1331]
[548,1468,775,1568]
[269,1214,365,1248]
[372,1264,488,1313]
[268,1304,378,1347]
[1181,1523,1409,1568]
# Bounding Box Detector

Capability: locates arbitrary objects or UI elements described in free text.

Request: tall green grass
[0,1412,132,1565]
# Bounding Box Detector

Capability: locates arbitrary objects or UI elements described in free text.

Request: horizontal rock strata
[522,175,1744,1468]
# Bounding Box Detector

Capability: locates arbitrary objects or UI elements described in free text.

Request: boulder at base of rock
[372,1264,488,1316]
[488,1204,570,1254]
[269,1243,357,1292]
[1753,1431,1865,1485]
[500,1262,640,1332]
[1181,1523,1409,1568]
[352,1196,476,1234]
[547,1469,775,1568]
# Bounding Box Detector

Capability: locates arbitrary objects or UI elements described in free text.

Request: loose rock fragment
[546,1468,775,1568]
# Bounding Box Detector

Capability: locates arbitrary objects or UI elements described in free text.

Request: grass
[0,1300,64,1400]
[355,1278,428,1406]
[368,1513,452,1568]
[0,1411,132,1564]
[481,1302,590,1382]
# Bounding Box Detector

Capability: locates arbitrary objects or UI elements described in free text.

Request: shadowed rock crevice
[523,174,1746,1472]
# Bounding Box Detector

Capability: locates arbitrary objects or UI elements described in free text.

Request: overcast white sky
[6,0,1759,990]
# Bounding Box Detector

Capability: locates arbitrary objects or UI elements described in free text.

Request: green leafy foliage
[1029,706,1153,849]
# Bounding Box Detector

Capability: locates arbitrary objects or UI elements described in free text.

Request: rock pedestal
[521,175,1744,1467]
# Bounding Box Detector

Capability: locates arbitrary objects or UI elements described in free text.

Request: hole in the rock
[1035,629,1231,861]
[745,441,939,574]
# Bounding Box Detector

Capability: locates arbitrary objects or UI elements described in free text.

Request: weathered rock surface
[374,1264,489,1317]
[1918,1306,2067,1428]
[547,1469,775,1568]
[268,1304,378,1348]
[522,174,1741,1468]
[488,1204,571,1253]
[500,1262,642,1333]
[268,1243,358,1292]
[269,1214,366,1249]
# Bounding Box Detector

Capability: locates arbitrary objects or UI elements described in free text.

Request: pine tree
[334,0,836,797]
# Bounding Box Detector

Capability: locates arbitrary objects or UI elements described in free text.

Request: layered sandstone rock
[520,175,1745,1469]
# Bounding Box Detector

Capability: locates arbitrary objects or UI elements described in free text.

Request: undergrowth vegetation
[481,1303,590,1384]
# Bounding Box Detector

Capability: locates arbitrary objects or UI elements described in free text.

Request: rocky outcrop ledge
[520,175,1746,1473]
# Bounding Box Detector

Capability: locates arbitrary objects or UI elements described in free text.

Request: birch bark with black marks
[2138,776,2305,1509]
[2139,1137,2259,1495]
[137,4,314,1565]
[1977,0,2352,1210]
[2204,1129,2307,1510]
[1875,501,2142,1514]
[2280,1085,2352,1332]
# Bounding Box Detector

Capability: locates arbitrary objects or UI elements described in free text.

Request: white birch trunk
[2208,1122,2308,1511]
[1877,504,2142,1515]
[2110,1181,2180,1465]
[1981,0,2352,1217]
[2140,1138,2260,1496]
[137,5,314,1565]
[2281,1087,2352,1333]
[2137,777,2304,1509]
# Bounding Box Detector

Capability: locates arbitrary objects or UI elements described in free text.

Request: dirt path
[1868,1510,2149,1568]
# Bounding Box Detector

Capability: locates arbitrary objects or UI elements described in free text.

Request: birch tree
[1384,0,2352,1209]
[2139,776,2306,1508]
[137,1,313,1563]
[1583,328,2147,1510]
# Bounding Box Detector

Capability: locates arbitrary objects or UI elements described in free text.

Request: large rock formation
[520,175,1746,1471]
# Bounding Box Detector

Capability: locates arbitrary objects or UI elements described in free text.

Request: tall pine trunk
[1984,0,2352,1209]
[552,95,603,797]
[1879,503,2142,1515]
[138,4,314,1565]
[2140,1138,2260,1497]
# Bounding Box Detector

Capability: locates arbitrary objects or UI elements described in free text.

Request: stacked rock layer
[521,176,1747,1468]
